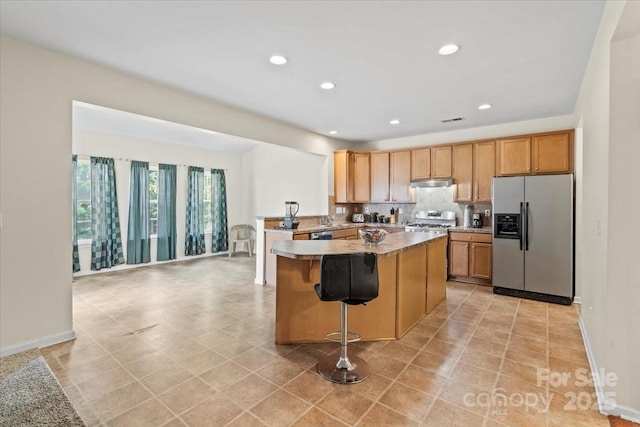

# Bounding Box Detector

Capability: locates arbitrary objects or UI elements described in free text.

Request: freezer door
[492,177,525,290]
[524,175,574,298]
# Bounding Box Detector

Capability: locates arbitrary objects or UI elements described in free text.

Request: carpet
[0,348,85,426]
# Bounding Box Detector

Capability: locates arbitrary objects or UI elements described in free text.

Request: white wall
[72,130,244,273]
[573,0,639,420]
[360,115,575,151]
[0,36,350,355]
[241,143,328,222]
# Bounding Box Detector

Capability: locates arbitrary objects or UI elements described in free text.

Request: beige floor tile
[378,382,435,421]
[345,372,393,401]
[179,350,228,375]
[232,346,279,371]
[396,363,448,396]
[250,389,312,426]
[225,411,268,426]
[411,349,458,376]
[450,361,499,390]
[157,377,215,415]
[291,407,348,426]
[422,398,485,427]
[283,369,337,404]
[255,356,307,386]
[316,387,375,425]
[368,352,409,379]
[458,347,503,372]
[357,403,421,426]
[375,341,419,363]
[199,360,251,391]
[88,381,153,423]
[123,351,175,379]
[139,365,193,395]
[180,393,244,427]
[504,346,548,370]
[75,366,135,402]
[220,373,278,409]
[438,378,490,416]
[466,336,507,357]
[105,398,174,427]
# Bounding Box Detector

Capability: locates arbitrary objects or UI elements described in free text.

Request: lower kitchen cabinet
[448,231,492,285]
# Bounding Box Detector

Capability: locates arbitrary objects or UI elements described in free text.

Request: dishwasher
[310,231,333,240]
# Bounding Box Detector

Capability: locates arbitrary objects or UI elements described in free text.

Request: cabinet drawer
[293,233,309,240]
[449,232,492,243]
[332,228,358,239]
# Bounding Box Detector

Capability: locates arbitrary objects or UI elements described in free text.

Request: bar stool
[314,253,379,384]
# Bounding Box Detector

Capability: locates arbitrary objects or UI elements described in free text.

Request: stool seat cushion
[315,253,378,305]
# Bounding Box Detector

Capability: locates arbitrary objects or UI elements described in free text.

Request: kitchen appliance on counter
[283,201,300,229]
[492,174,574,305]
[352,213,365,223]
[463,205,473,228]
[405,210,456,236]
[472,213,483,228]
[310,231,333,240]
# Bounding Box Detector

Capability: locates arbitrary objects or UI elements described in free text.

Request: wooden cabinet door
[431,146,452,178]
[496,137,531,176]
[474,141,495,202]
[390,150,412,202]
[334,151,349,203]
[352,153,370,202]
[532,132,572,174]
[453,144,473,202]
[449,241,469,277]
[470,242,492,280]
[411,148,431,180]
[370,152,390,202]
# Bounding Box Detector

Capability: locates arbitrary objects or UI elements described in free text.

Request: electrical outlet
[364,207,370,214]
[485,209,491,217]
[398,208,403,214]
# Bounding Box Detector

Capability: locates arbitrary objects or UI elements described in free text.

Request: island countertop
[271,231,446,260]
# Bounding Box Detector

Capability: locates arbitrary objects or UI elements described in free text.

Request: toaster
[352,213,365,223]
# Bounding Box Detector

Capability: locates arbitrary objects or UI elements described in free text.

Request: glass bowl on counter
[359,228,388,245]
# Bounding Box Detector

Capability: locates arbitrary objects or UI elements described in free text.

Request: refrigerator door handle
[519,202,524,251]
[525,202,530,251]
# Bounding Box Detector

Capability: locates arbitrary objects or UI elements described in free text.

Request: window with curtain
[211,169,229,253]
[203,171,212,233]
[76,159,92,240]
[157,163,177,261]
[72,155,80,272]
[127,161,151,264]
[149,166,159,236]
[90,157,124,270]
[185,166,206,256]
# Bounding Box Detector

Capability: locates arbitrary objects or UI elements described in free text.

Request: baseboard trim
[0,330,76,357]
[578,317,640,423]
[573,296,582,304]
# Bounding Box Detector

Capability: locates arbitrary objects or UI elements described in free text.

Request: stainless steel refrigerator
[492,174,574,305]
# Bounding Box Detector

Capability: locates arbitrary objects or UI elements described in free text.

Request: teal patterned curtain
[127,161,150,264]
[157,164,177,261]
[72,155,80,272]
[185,166,205,255]
[90,157,124,270]
[211,169,229,253]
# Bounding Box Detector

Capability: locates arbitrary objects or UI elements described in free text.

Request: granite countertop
[449,226,492,234]
[271,231,447,260]
[267,222,406,235]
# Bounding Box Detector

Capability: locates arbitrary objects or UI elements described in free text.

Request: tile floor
[41,255,610,426]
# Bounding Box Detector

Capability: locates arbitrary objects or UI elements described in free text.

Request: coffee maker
[472,213,483,228]
[283,201,299,229]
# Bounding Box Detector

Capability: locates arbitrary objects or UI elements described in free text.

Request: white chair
[229,224,255,257]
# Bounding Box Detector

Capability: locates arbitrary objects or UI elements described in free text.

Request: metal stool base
[316,354,370,384]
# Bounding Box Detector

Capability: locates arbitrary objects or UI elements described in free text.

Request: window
[203,170,212,232]
[76,159,91,240]
[149,166,158,235]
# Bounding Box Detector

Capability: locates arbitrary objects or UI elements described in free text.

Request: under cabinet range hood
[409,179,453,188]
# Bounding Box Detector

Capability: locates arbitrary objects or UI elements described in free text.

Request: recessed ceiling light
[320,82,336,90]
[269,55,287,65]
[389,119,401,125]
[478,104,492,110]
[329,130,338,135]
[438,44,459,55]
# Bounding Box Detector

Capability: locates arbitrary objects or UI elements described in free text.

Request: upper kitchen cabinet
[431,146,453,178]
[496,137,531,176]
[474,141,495,203]
[411,148,431,180]
[370,150,412,202]
[370,151,390,202]
[496,130,573,176]
[453,144,473,202]
[334,150,370,203]
[532,132,573,174]
[390,150,412,202]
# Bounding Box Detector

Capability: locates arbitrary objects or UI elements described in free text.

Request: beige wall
[574,0,639,419]
[0,36,349,354]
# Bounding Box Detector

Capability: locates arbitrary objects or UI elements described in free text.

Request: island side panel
[426,237,447,313]
[274,255,397,344]
[396,244,428,338]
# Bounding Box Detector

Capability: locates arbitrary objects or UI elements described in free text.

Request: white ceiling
[1,1,605,143]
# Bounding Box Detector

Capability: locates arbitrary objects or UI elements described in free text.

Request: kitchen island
[271,232,447,344]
